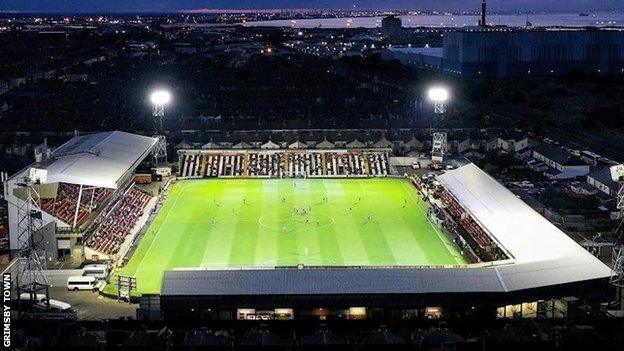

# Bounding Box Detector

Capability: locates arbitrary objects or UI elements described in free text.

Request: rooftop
[438,163,603,264]
[387,46,443,58]
[24,131,157,188]
[588,167,619,190]
[534,143,588,167]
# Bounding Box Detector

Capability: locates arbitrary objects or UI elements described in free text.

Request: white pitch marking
[400,180,464,265]
[133,181,187,277]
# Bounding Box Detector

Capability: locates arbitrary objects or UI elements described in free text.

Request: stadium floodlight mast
[428,86,449,114]
[150,89,171,166]
[610,164,624,291]
[150,89,171,131]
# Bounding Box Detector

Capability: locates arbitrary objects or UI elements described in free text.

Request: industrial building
[383,27,624,78]
[381,14,402,39]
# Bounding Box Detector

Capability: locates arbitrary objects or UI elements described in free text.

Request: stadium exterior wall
[159,271,610,321]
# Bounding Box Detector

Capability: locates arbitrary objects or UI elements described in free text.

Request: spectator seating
[85,187,152,256]
[441,191,493,249]
[179,150,389,178]
[39,183,111,227]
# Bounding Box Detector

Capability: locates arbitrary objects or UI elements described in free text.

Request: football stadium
[4,131,612,321]
[108,177,467,295]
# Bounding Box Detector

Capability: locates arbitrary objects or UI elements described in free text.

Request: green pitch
[106,178,468,296]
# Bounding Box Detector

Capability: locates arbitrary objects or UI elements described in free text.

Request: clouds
[1,0,622,13]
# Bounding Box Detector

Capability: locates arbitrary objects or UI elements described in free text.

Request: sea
[243,13,624,28]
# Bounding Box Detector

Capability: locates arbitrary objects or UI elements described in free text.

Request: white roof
[438,164,600,262]
[232,141,252,149]
[374,137,393,148]
[316,139,335,149]
[38,131,157,189]
[406,136,423,148]
[261,140,280,149]
[201,140,220,149]
[346,139,365,148]
[437,163,610,281]
[289,140,307,149]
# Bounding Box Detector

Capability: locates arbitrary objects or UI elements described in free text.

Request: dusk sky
[1,0,623,13]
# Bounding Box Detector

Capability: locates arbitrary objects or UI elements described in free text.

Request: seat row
[179,151,389,178]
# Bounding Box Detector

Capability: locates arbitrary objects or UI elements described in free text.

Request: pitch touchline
[400,181,463,265]
[133,182,187,277]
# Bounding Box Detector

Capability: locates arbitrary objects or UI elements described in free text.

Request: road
[48,286,137,320]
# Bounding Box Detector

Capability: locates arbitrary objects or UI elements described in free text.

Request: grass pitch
[107,178,468,295]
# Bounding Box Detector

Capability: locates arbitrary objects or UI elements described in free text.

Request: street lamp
[428,87,449,114]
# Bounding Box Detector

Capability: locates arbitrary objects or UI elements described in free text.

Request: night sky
[1,0,623,13]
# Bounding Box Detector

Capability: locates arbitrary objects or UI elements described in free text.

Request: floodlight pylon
[609,164,624,306]
[431,132,448,163]
[15,177,50,312]
[150,90,169,165]
[152,135,168,166]
[428,87,449,114]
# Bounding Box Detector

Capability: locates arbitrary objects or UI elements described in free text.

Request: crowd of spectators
[39,183,111,227]
[180,150,388,178]
[85,187,151,256]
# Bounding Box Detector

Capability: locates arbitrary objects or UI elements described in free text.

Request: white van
[67,276,103,292]
[82,264,109,279]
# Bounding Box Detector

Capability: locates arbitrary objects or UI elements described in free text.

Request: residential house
[587,168,619,197]
[346,139,365,149]
[532,143,590,179]
[496,132,530,154]
[457,138,480,154]
[316,138,335,149]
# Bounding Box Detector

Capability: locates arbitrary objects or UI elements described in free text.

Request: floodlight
[150,89,171,134]
[427,87,449,114]
[150,90,171,105]
[428,87,449,102]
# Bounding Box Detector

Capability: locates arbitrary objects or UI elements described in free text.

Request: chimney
[480,0,487,27]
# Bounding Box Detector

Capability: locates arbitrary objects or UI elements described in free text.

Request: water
[244,13,624,28]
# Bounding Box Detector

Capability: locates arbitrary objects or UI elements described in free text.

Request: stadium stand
[411,174,506,262]
[178,150,389,178]
[441,191,494,248]
[85,186,152,255]
[39,183,112,227]
[441,191,507,261]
